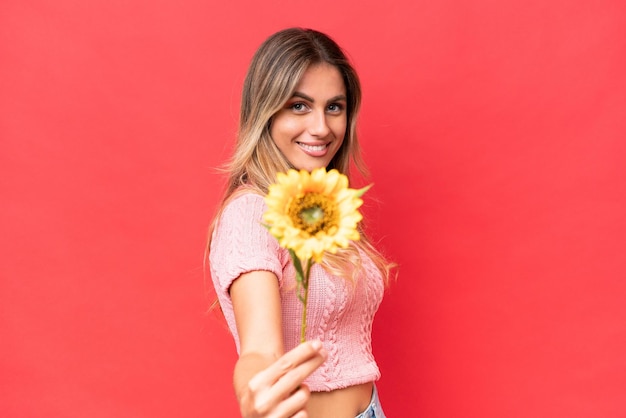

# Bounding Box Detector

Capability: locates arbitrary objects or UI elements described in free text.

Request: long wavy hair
[208,27,393,284]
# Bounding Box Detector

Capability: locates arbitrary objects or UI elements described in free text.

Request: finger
[270,349,326,396]
[276,341,326,375]
[268,384,310,418]
[249,341,326,388]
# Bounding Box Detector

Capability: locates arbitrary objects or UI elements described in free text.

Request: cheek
[271,115,303,140]
[331,117,348,139]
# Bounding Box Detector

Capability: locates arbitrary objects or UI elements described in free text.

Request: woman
[208,28,392,418]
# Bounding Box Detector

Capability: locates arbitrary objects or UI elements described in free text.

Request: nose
[307,109,330,138]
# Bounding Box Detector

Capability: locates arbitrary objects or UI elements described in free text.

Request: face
[270,63,347,172]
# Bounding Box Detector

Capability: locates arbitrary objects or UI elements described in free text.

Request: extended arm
[230,270,326,418]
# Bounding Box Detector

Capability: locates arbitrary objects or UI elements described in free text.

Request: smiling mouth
[297,142,329,152]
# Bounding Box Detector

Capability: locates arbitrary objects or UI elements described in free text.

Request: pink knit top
[210,192,384,392]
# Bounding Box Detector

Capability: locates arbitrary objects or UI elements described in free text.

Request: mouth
[297,142,330,157]
[297,142,329,152]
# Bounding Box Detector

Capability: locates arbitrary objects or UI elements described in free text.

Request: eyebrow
[292,92,347,103]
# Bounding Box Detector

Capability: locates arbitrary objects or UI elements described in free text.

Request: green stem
[300,258,313,343]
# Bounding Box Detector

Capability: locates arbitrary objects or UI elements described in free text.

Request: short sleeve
[209,193,285,296]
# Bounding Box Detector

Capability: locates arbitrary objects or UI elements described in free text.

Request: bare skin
[307,382,374,417]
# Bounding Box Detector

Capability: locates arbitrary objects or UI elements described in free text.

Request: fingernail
[310,340,322,350]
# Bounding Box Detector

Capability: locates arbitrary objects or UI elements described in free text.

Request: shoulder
[224,190,266,209]
[219,191,267,224]
[212,190,275,250]
[210,190,287,293]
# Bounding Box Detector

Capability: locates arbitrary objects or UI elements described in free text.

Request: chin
[303,163,330,172]
[291,160,325,172]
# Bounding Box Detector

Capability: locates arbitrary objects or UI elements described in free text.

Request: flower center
[288,192,338,235]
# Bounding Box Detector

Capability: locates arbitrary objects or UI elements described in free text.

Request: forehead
[294,63,346,95]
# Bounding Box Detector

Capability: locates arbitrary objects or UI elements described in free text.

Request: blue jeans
[355,386,386,418]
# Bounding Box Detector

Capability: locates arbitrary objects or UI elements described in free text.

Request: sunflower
[264,168,366,263]
[264,168,369,341]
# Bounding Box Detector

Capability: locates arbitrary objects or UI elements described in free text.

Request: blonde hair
[209,28,393,284]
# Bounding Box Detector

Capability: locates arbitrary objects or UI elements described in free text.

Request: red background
[2,1,625,417]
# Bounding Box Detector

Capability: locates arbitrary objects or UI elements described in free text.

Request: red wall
[1,1,625,416]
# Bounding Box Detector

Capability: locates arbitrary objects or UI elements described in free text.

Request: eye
[290,102,309,113]
[327,103,344,114]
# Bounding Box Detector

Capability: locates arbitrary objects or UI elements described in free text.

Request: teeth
[299,143,327,151]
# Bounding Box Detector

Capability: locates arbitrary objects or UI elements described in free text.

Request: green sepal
[355,184,373,198]
[289,249,305,282]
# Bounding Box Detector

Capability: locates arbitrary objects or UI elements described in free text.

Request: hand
[238,340,327,418]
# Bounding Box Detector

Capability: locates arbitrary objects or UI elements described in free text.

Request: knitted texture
[210,193,384,392]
